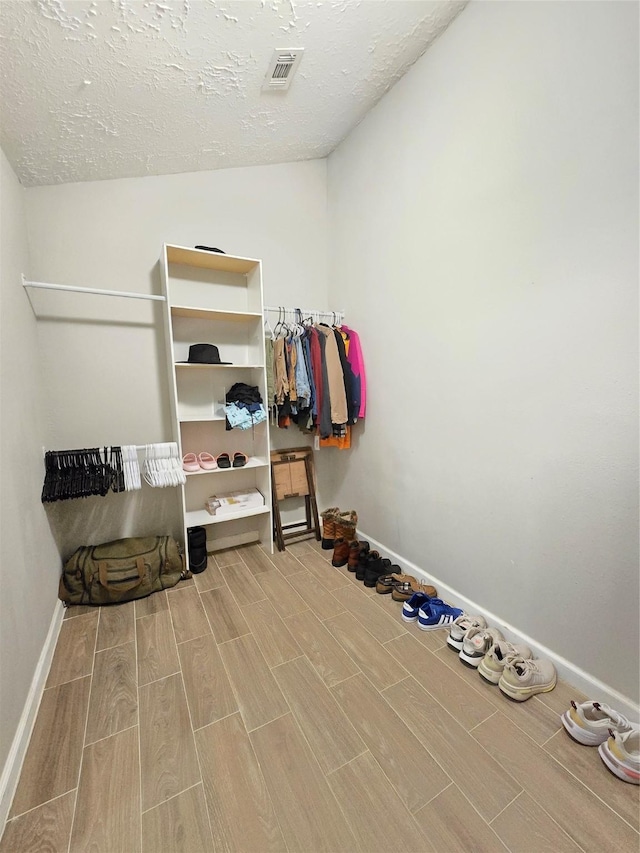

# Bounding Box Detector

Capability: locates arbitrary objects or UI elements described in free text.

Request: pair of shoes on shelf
[183,451,248,472]
[216,451,248,469]
[402,593,463,630]
[183,451,218,472]
[561,700,640,784]
[320,508,357,549]
[376,573,438,602]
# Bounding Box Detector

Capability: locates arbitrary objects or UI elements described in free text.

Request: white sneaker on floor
[598,729,640,784]
[498,656,557,701]
[477,641,532,684]
[446,614,487,652]
[561,701,637,746]
[459,627,504,668]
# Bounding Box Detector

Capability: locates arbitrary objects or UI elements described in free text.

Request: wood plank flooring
[2,539,638,852]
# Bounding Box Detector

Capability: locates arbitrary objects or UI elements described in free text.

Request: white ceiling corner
[0,0,467,187]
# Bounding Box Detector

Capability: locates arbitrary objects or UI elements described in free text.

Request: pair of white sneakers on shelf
[561,700,640,785]
[446,615,557,701]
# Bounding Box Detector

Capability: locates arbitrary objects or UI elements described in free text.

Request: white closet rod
[46,444,173,452]
[263,305,344,321]
[22,276,166,302]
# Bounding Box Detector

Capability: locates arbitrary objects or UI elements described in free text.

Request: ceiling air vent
[262,49,304,92]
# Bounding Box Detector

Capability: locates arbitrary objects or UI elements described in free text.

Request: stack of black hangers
[41,447,125,503]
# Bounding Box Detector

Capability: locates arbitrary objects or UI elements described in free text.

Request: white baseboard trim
[359,530,640,723]
[0,599,65,830]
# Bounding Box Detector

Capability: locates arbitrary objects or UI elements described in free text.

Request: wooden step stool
[270,446,321,551]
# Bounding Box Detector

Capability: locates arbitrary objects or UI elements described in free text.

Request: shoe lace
[592,702,633,733]
[574,700,634,733]
[508,657,537,675]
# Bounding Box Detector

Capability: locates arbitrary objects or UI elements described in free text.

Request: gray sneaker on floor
[459,626,504,668]
[446,614,487,652]
[498,656,557,701]
[478,641,532,684]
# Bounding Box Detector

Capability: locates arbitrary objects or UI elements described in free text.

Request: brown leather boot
[321,507,340,550]
[335,510,357,542]
[347,539,370,572]
[331,538,351,567]
[347,541,361,572]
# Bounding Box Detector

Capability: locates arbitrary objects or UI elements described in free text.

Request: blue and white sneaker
[417,600,463,631]
[402,592,443,622]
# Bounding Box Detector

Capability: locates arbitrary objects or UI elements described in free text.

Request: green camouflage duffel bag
[59,535,186,605]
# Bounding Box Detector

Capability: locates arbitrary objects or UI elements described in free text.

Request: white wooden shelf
[166,245,260,274]
[185,505,270,526]
[184,457,268,476]
[174,363,263,369]
[171,306,262,321]
[161,243,273,556]
[179,416,225,423]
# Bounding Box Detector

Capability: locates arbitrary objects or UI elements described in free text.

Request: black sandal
[232,452,248,468]
[216,452,231,469]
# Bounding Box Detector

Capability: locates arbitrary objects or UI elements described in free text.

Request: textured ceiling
[0,0,467,187]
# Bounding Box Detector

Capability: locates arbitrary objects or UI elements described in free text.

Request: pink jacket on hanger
[340,325,366,419]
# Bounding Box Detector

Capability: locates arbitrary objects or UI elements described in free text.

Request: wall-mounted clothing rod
[263,305,345,323]
[22,276,166,302]
[43,443,172,456]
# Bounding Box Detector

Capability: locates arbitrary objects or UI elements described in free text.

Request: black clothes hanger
[41,445,126,503]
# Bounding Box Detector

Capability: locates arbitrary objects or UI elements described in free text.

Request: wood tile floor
[2,539,639,852]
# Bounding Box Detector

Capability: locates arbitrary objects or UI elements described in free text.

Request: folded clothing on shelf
[225,383,267,431]
[225,402,267,429]
[205,488,264,516]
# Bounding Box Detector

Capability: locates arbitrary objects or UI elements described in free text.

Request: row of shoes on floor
[320,508,559,704]
[402,592,640,785]
[402,601,558,702]
[320,508,639,785]
[320,508,438,596]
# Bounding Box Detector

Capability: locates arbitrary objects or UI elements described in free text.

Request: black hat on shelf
[194,246,226,254]
[180,344,232,365]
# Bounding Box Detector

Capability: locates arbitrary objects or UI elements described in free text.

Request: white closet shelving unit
[160,245,273,558]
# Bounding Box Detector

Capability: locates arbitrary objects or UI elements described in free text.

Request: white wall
[327,1,639,704]
[24,159,328,555]
[0,151,62,775]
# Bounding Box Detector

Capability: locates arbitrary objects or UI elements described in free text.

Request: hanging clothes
[267,312,366,447]
[302,332,316,419]
[294,337,311,409]
[265,336,276,421]
[312,327,332,439]
[340,324,367,419]
[285,338,298,407]
[333,327,357,425]
[319,427,352,450]
[273,337,289,405]
[315,324,348,427]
